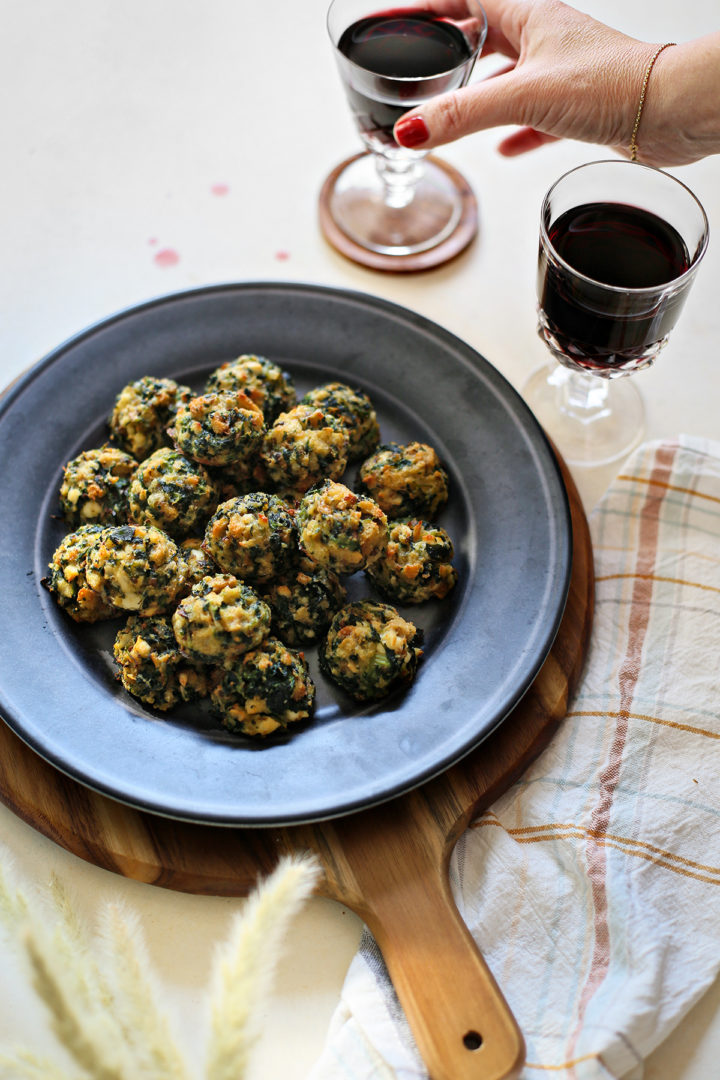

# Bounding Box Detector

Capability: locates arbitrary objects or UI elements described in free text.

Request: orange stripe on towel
[596,572,720,595]
[617,474,720,505]
[524,1052,601,1070]
[567,709,720,740]
[471,819,720,880]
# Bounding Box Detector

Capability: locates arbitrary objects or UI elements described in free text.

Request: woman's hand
[392,0,720,167]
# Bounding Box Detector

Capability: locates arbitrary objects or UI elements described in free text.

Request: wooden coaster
[318,152,479,272]
[0,449,592,1080]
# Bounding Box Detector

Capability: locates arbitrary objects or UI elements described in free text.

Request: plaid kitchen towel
[309,435,720,1080]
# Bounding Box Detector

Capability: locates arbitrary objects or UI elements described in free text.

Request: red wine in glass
[337,10,475,148]
[526,160,708,466]
[538,201,693,375]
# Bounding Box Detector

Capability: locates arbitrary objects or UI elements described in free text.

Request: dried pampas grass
[0,858,27,927]
[206,855,321,1080]
[0,848,320,1079]
[97,902,191,1080]
[0,1047,84,1080]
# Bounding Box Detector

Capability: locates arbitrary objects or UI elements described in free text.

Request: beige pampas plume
[1,857,127,1077]
[48,874,85,945]
[0,844,321,1079]
[205,853,321,1080]
[97,901,190,1080]
[0,856,28,929]
[0,1047,85,1080]
[46,874,114,1016]
[23,930,129,1080]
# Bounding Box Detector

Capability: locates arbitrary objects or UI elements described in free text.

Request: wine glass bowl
[525,160,709,465]
[321,0,487,266]
[331,2,485,156]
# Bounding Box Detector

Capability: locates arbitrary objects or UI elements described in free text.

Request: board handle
[335,819,525,1080]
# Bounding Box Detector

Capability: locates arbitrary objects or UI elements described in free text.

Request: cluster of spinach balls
[45,356,458,737]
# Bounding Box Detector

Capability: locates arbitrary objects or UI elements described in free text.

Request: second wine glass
[524,160,709,466]
[322,0,487,267]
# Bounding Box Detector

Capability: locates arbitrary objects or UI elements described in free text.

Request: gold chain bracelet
[629,42,676,161]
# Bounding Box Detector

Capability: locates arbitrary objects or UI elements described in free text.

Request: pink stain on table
[275,250,291,262]
[154,248,180,268]
[211,183,230,196]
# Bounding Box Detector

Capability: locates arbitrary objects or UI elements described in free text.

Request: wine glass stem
[374,148,425,209]
[560,368,610,421]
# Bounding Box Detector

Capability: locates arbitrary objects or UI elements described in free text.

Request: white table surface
[1,0,719,1076]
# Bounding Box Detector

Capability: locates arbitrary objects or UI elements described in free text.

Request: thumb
[393,71,526,149]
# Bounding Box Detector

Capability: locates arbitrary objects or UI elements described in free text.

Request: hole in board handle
[463,1030,483,1051]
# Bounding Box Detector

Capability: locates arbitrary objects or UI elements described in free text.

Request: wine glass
[524,160,709,466]
[321,0,487,268]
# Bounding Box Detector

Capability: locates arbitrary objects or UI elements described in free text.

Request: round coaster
[318,152,478,273]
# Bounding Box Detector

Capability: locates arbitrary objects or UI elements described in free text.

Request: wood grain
[0,453,593,1080]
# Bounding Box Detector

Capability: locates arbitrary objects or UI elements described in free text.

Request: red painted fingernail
[394,115,429,148]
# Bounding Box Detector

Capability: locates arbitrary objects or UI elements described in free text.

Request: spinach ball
[203,492,298,583]
[85,524,184,615]
[261,404,349,497]
[320,599,423,702]
[205,354,296,423]
[366,519,458,603]
[297,480,387,575]
[210,637,315,737]
[109,375,192,460]
[128,447,217,538]
[59,445,136,526]
[113,615,208,710]
[171,574,271,666]
[300,382,379,462]
[170,390,265,467]
[45,525,116,623]
[262,554,346,646]
[358,442,449,520]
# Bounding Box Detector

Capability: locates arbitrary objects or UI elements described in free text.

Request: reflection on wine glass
[524,160,709,467]
[321,0,487,269]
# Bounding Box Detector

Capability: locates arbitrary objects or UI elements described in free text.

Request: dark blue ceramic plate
[0,283,571,825]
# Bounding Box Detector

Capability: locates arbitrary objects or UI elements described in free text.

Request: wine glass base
[523,361,646,467]
[318,151,478,272]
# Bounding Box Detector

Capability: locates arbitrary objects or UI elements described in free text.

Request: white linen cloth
[309,435,720,1080]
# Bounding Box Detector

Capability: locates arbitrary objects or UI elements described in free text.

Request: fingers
[483,59,518,78]
[394,72,524,149]
[477,0,527,53]
[482,26,520,59]
[497,127,560,155]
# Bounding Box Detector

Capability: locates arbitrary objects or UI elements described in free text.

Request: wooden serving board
[0,454,593,1080]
